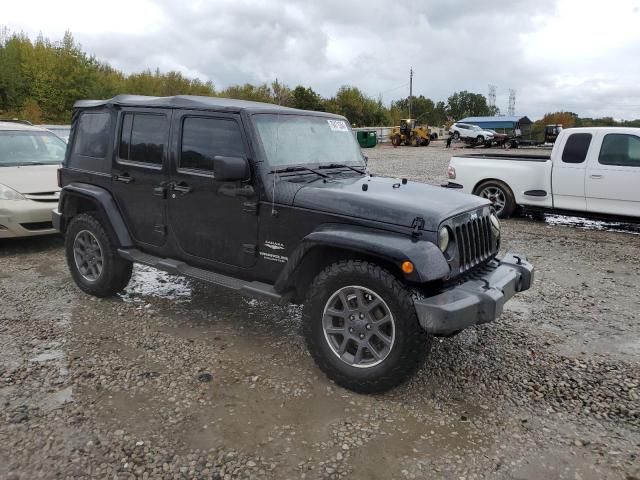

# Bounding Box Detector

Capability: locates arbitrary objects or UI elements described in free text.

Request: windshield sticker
[327,119,349,132]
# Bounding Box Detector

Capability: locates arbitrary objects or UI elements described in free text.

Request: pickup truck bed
[454,153,550,162]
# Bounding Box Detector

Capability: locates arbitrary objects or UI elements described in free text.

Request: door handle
[171,182,192,194]
[114,173,134,184]
[590,174,603,179]
[153,185,167,198]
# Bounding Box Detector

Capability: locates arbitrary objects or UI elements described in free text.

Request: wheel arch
[275,224,449,302]
[59,183,133,247]
[472,177,515,198]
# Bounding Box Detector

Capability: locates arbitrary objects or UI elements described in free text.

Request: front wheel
[475,180,516,218]
[476,135,485,145]
[302,260,430,393]
[391,134,401,147]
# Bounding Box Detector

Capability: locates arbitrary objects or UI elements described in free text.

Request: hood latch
[411,216,425,240]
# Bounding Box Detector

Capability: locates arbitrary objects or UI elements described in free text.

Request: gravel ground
[1,142,639,479]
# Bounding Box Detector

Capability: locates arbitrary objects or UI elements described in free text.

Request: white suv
[449,123,494,144]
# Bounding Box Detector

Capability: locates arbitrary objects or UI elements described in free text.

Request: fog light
[401,261,414,274]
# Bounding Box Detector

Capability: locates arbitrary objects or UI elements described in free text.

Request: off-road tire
[65,213,133,297]
[474,180,517,219]
[422,138,430,146]
[411,136,420,147]
[302,260,431,393]
[391,134,401,147]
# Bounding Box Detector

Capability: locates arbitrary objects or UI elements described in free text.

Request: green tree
[446,91,491,120]
[290,86,323,111]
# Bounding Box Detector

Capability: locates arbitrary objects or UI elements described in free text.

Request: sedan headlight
[0,183,26,201]
[490,213,500,238]
[438,226,450,253]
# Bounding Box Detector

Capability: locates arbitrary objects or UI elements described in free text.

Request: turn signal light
[401,261,414,274]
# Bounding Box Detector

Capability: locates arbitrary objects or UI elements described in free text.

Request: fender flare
[58,182,133,247]
[274,224,449,292]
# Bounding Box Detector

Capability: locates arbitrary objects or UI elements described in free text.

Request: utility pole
[409,68,414,118]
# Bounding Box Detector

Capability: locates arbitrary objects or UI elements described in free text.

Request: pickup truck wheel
[65,213,133,297]
[475,180,516,218]
[303,260,430,393]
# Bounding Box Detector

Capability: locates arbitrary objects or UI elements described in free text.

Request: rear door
[167,111,258,268]
[551,132,592,212]
[111,109,171,248]
[585,131,640,217]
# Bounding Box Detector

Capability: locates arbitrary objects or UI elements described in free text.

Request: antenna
[488,84,496,110]
[409,68,413,118]
[508,89,516,116]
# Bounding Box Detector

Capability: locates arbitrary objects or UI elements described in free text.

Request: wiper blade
[269,165,329,178]
[318,163,366,174]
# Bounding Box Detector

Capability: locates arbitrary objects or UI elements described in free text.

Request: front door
[111,109,171,248]
[586,131,640,217]
[167,111,258,268]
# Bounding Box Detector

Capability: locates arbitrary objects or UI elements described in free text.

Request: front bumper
[0,200,58,238]
[414,253,534,336]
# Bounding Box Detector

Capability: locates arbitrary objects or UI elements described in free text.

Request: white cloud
[3,0,640,119]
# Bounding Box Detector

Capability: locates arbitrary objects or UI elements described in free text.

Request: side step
[118,248,282,302]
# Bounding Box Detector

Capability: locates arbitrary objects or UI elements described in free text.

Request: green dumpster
[356,130,377,148]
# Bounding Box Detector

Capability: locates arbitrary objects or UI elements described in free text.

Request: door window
[598,134,640,167]
[118,112,168,166]
[561,133,592,164]
[180,117,245,173]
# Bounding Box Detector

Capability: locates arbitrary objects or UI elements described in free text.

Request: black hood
[291,175,489,231]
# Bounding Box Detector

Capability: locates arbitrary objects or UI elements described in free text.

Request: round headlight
[438,227,450,253]
[490,213,500,237]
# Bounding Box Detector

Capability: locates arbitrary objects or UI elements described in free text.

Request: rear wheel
[65,213,133,297]
[391,134,401,147]
[453,131,460,140]
[303,260,430,393]
[475,180,516,218]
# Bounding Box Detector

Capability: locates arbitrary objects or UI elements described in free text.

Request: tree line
[1,29,638,131]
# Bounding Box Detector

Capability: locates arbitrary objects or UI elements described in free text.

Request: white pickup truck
[445,127,640,219]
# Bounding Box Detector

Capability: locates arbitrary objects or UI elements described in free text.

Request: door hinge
[411,216,425,240]
[153,224,167,236]
[242,201,258,214]
[242,243,257,255]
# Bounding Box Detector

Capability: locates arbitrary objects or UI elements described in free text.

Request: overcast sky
[4,0,640,120]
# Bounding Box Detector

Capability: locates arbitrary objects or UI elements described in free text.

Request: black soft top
[73,94,344,118]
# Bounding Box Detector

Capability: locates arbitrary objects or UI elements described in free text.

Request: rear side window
[562,133,592,164]
[72,112,111,158]
[119,113,168,166]
[598,134,640,167]
[180,117,245,172]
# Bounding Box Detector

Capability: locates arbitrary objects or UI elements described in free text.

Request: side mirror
[214,155,249,181]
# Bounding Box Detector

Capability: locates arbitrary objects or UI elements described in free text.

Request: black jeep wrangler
[53,95,533,393]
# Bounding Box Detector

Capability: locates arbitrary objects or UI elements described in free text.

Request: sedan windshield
[0,130,66,166]
[253,114,365,168]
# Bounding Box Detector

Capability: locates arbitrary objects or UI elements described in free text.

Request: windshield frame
[0,129,67,167]
[249,112,366,171]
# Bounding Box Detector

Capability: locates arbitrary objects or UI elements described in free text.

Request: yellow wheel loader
[390,119,431,147]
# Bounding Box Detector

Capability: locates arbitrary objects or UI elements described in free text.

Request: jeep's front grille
[448,210,497,275]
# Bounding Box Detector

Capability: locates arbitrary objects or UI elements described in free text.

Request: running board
[118,248,282,302]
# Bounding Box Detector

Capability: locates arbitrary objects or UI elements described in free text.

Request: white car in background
[449,122,495,144]
[0,122,66,238]
[41,124,72,142]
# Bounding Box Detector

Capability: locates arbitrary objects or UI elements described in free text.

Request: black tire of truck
[474,180,517,219]
[65,213,133,297]
[391,134,401,147]
[302,260,431,394]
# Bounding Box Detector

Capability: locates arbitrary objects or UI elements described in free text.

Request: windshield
[471,125,483,131]
[253,114,364,168]
[44,126,71,142]
[0,130,67,166]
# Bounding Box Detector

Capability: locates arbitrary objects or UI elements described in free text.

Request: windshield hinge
[411,217,425,240]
